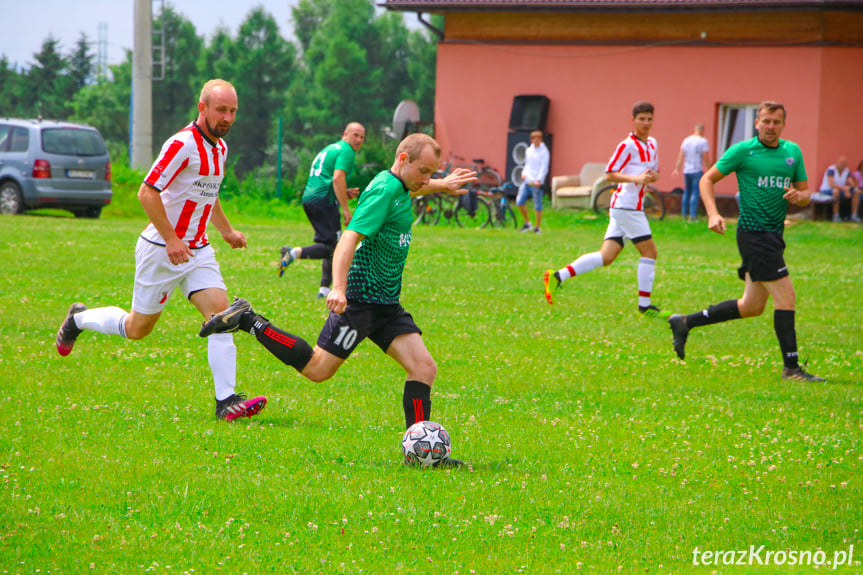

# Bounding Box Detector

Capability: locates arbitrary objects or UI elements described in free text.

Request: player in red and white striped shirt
[55,79,266,421]
[544,101,667,317]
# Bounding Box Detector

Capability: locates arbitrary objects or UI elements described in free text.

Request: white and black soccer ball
[401,420,451,467]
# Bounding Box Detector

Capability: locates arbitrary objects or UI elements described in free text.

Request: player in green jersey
[199,134,477,463]
[667,101,825,382]
[279,122,365,299]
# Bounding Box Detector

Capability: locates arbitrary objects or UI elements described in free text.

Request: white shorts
[604,208,652,244]
[132,238,226,315]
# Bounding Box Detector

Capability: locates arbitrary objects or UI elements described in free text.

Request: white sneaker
[317,287,331,299]
[519,223,534,233]
[832,214,841,222]
[852,214,862,223]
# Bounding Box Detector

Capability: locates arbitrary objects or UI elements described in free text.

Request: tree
[226,7,296,176]
[71,52,133,151]
[22,36,73,119]
[68,33,94,92]
[0,56,22,117]
[151,6,204,155]
[291,0,332,54]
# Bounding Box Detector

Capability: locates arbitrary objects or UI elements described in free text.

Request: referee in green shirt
[668,101,824,382]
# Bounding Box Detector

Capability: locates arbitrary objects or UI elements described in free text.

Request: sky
[0,0,301,69]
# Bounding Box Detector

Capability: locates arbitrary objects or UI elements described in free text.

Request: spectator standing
[516,130,550,233]
[672,124,710,222]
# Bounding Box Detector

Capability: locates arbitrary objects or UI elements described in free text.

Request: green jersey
[715,137,806,233]
[346,171,413,304]
[302,140,356,204]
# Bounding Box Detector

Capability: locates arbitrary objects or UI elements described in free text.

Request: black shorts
[317,301,422,359]
[736,228,789,282]
[303,197,341,246]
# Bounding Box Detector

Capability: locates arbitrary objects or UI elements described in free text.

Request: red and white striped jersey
[140,123,228,248]
[605,133,658,211]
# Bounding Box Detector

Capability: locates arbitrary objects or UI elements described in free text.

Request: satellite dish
[392,100,420,139]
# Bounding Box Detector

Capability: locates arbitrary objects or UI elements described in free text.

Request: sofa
[551,162,608,209]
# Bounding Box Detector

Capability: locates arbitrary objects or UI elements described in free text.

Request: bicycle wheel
[477,167,503,191]
[438,194,459,225]
[411,195,441,225]
[643,185,666,221]
[592,184,616,215]
[455,194,493,228]
[491,198,518,229]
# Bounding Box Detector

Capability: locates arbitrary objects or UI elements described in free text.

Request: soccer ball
[401,420,451,467]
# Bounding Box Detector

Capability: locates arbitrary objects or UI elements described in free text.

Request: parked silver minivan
[0,118,112,218]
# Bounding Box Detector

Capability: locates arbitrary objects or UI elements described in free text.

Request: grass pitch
[0,206,860,574]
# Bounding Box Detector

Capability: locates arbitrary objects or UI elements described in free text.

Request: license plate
[67,170,95,179]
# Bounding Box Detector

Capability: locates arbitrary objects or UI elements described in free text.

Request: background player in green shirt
[667,101,825,382]
[279,122,365,299]
[200,134,477,464]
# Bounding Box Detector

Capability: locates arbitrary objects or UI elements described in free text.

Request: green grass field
[1,204,861,574]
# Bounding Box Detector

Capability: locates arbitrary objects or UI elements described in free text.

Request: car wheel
[74,206,102,219]
[0,181,24,215]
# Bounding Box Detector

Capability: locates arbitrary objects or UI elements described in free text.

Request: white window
[717,104,759,157]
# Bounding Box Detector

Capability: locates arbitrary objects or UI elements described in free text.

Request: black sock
[774,309,799,368]
[686,299,742,329]
[403,380,431,429]
[246,314,314,372]
[300,243,334,260]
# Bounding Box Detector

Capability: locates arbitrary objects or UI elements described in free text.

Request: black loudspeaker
[505,132,553,188]
[508,95,550,131]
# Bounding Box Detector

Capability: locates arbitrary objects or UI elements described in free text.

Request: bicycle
[592,183,666,220]
[411,192,459,226]
[437,152,503,192]
[453,185,518,229]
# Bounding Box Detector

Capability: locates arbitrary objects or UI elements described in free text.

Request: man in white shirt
[516,130,550,233]
[55,79,267,421]
[814,156,861,222]
[672,124,710,222]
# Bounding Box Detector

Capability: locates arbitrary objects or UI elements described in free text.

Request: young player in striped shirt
[55,79,267,420]
[544,101,666,317]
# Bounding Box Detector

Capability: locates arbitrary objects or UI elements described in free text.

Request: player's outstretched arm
[412,168,477,197]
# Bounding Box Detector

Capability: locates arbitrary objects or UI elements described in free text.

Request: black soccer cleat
[215,393,267,421]
[782,366,826,383]
[199,297,253,337]
[668,314,689,360]
[56,302,87,356]
[437,457,465,468]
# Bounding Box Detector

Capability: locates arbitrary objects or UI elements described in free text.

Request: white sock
[209,333,237,401]
[291,247,301,260]
[637,257,656,308]
[557,252,603,282]
[74,306,128,337]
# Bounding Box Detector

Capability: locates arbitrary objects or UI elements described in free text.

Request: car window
[0,125,10,151]
[41,128,107,156]
[9,127,29,152]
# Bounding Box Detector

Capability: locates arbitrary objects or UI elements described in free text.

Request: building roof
[383,0,863,11]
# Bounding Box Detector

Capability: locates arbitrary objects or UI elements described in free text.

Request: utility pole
[131,0,153,170]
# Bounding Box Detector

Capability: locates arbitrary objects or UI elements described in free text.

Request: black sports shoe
[782,366,826,382]
[56,302,87,356]
[199,298,253,337]
[668,314,689,360]
[438,457,465,468]
[215,393,267,421]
